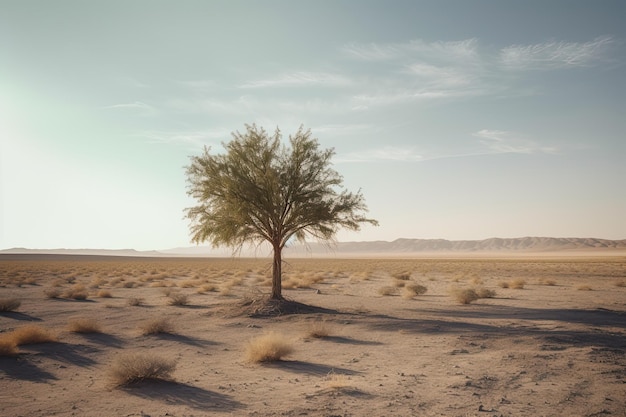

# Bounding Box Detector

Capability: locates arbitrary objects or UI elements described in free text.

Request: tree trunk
[270,243,283,300]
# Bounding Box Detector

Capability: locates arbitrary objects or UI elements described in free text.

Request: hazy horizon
[2,1,625,251]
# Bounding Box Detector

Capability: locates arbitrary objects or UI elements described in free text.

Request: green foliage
[185,124,377,299]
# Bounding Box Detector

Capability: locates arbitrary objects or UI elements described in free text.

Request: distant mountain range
[286,237,626,255]
[2,237,625,258]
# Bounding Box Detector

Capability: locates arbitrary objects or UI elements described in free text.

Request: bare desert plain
[1,254,625,417]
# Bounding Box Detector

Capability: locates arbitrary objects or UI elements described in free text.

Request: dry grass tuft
[402,283,428,299]
[64,284,89,300]
[140,318,174,335]
[167,292,189,306]
[0,339,19,356]
[306,320,333,339]
[476,287,497,299]
[0,298,21,312]
[576,285,593,291]
[245,331,294,363]
[614,280,626,288]
[498,281,510,289]
[97,289,113,298]
[109,352,177,386]
[68,318,102,333]
[325,371,352,389]
[128,297,144,306]
[509,279,526,289]
[377,286,396,296]
[44,287,63,299]
[4,324,57,345]
[451,288,480,304]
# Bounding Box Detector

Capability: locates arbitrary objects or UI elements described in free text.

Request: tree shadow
[265,360,361,376]
[322,336,383,346]
[0,356,58,382]
[154,333,219,347]
[363,307,626,350]
[420,305,626,329]
[122,380,243,412]
[78,332,125,349]
[24,342,98,367]
[0,311,42,321]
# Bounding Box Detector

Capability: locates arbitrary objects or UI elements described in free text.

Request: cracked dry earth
[1,255,625,417]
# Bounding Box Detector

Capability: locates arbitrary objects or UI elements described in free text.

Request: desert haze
[1,250,625,417]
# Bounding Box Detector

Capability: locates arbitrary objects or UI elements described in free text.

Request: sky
[1,0,625,251]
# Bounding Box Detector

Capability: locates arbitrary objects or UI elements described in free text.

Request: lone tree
[185,124,377,300]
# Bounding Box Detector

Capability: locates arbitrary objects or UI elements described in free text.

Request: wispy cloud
[336,146,424,163]
[240,71,351,89]
[473,129,557,154]
[342,38,480,63]
[500,36,613,70]
[104,101,156,115]
[137,128,231,148]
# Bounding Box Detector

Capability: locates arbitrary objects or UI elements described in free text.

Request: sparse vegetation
[451,288,480,304]
[109,353,177,386]
[245,331,294,363]
[128,297,144,306]
[577,285,593,291]
[0,298,21,312]
[68,318,102,333]
[44,287,63,298]
[306,320,333,339]
[140,318,174,335]
[3,325,57,345]
[402,283,428,299]
[378,286,396,296]
[64,284,89,300]
[476,287,497,299]
[167,292,189,306]
[97,289,113,298]
[509,279,526,289]
[0,339,19,356]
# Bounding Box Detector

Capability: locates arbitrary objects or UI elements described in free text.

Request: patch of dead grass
[0,298,21,312]
[68,318,102,333]
[109,353,177,386]
[245,331,294,363]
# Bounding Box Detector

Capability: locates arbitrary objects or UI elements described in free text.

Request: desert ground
[1,254,625,417]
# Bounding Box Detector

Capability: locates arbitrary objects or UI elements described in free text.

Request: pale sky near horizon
[1,0,625,251]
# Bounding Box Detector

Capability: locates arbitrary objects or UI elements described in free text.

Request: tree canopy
[185,124,377,299]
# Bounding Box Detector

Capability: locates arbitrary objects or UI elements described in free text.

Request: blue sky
[1,0,625,250]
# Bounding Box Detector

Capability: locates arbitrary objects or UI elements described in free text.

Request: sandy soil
[1,255,625,417]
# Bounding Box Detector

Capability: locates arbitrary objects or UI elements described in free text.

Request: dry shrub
[5,325,57,345]
[68,318,102,333]
[325,372,352,389]
[509,279,526,289]
[377,286,396,296]
[167,292,189,306]
[540,279,557,286]
[451,288,479,305]
[307,320,333,339]
[577,285,593,291]
[0,298,21,312]
[97,289,113,298]
[498,281,509,289]
[245,331,294,363]
[128,297,144,306]
[109,353,176,386]
[614,280,626,288]
[0,339,19,356]
[197,283,217,293]
[140,318,174,335]
[402,283,428,299]
[64,284,89,300]
[392,272,411,281]
[476,287,497,299]
[44,287,62,299]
